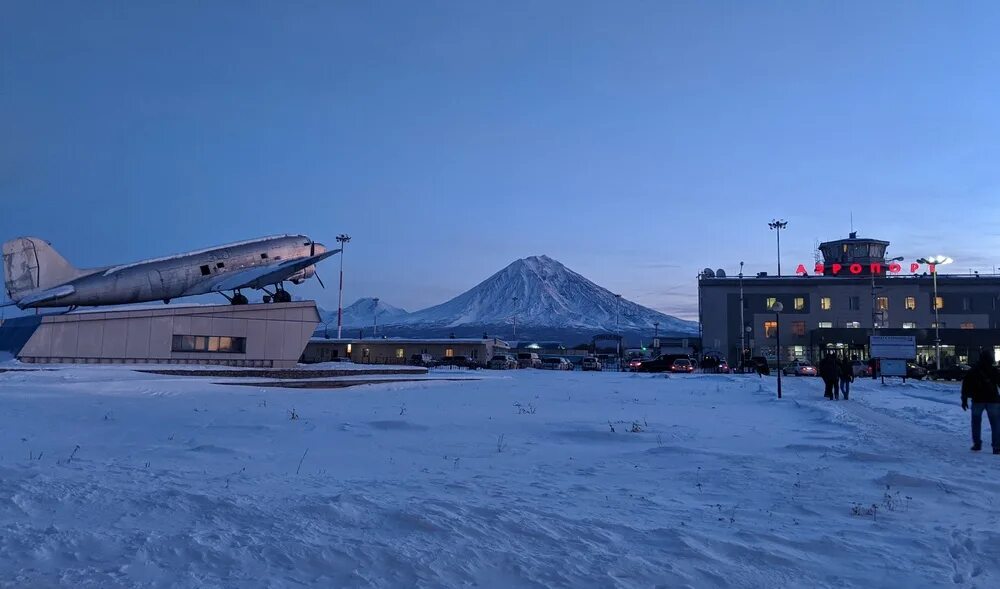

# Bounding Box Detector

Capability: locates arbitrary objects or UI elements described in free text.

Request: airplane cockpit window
[260,253,269,259]
[216,262,225,269]
[199,264,210,276]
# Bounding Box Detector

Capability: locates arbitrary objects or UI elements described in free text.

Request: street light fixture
[916,255,953,369]
[335,234,351,339]
[771,300,783,399]
[768,220,788,276]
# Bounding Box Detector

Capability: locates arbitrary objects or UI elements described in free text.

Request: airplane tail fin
[2,237,86,303]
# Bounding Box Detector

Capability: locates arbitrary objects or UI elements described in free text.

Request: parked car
[517,352,542,369]
[929,364,971,381]
[850,360,872,377]
[627,358,644,371]
[409,353,438,367]
[440,355,478,369]
[638,354,692,373]
[749,356,770,375]
[906,362,927,380]
[488,353,518,370]
[581,357,602,371]
[540,357,573,370]
[783,360,818,377]
[670,358,695,373]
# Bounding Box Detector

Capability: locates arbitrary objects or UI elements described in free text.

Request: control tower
[818,232,890,276]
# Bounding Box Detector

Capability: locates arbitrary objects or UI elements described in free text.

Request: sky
[3,1,1000,320]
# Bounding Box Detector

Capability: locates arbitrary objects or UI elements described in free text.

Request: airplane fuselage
[30,235,325,308]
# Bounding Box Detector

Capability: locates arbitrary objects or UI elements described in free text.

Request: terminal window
[903,322,917,329]
[961,322,975,330]
[845,321,861,328]
[395,348,405,359]
[905,297,916,310]
[848,296,861,311]
[765,297,777,310]
[818,321,833,328]
[792,321,806,336]
[934,296,944,310]
[820,297,831,310]
[794,297,805,311]
[763,321,777,338]
[876,297,888,311]
[962,297,971,311]
[172,335,246,353]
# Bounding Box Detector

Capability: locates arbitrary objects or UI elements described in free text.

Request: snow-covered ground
[0,367,996,588]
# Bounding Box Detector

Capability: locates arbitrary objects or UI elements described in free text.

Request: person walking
[839,356,856,400]
[819,353,840,400]
[961,350,1000,454]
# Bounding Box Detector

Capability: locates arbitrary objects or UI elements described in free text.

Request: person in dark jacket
[818,353,840,400]
[961,350,1000,453]
[839,356,856,400]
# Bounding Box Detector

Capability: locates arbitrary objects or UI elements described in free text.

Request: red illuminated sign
[794,262,933,276]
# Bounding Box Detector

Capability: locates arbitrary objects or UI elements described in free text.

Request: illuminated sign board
[793,262,937,276]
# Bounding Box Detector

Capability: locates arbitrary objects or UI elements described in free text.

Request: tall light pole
[917,255,953,369]
[771,301,783,399]
[372,297,380,338]
[768,220,788,276]
[335,234,351,339]
[615,293,622,365]
[738,261,746,371]
[512,296,518,341]
[872,256,904,333]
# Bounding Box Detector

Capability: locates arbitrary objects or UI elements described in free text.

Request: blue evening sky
[3,1,1000,319]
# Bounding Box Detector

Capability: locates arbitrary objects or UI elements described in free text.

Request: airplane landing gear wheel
[231,293,249,305]
[273,289,292,303]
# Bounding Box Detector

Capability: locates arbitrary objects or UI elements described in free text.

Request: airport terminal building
[700,234,1000,367]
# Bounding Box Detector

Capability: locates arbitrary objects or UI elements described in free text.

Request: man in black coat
[818,353,840,400]
[961,350,1000,453]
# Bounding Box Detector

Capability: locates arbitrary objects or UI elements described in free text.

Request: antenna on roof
[850,211,854,234]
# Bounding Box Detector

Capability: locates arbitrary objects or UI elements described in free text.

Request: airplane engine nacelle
[288,265,315,285]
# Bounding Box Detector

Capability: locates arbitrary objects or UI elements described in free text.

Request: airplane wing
[201,250,340,293]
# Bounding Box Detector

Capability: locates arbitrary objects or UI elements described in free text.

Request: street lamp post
[512,296,518,341]
[372,297,380,338]
[771,301,784,399]
[768,220,788,276]
[739,261,745,371]
[335,234,351,339]
[917,256,953,370]
[615,293,622,367]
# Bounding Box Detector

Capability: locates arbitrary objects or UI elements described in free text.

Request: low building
[302,337,510,365]
[0,301,318,368]
[700,233,1000,367]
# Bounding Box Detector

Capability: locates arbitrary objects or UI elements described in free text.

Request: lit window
[848,297,860,311]
[445,348,454,357]
[931,322,946,329]
[766,297,777,311]
[763,321,777,338]
[934,296,943,310]
[818,322,833,328]
[902,322,917,329]
[820,297,832,310]
[845,321,861,328]
[877,297,888,311]
[794,297,805,311]
[395,348,405,359]
[792,321,806,336]
[961,322,975,330]
[346,343,353,354]
[791,345,805,358]
[362,348,370,359]
[171,335,246,353]
[905,297,916,310]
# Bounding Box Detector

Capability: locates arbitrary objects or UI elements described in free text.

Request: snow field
[0,367,997,588]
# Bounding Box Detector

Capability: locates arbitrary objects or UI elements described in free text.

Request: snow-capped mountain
[390,255,695,334]
[321,297,410,328]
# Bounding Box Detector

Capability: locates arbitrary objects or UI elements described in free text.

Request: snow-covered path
[0,366,996,588]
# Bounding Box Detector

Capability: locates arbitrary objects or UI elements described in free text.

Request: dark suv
[638,354,692,373]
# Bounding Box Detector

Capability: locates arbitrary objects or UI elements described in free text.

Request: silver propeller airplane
[2,234,339,310]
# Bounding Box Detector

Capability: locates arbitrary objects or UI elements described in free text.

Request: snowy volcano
[352,256,696,341]
[322,297,410,329]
